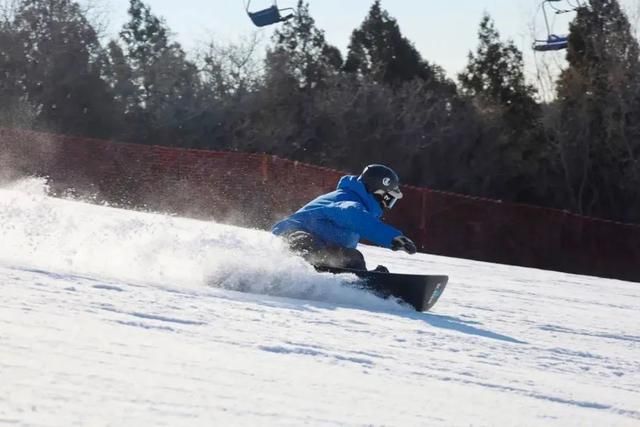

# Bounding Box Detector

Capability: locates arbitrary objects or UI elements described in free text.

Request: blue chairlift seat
[533,34,569,51]
[248,5,294,27]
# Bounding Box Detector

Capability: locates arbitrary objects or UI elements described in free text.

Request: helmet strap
[374,191,399,209]
[373,193,386,209]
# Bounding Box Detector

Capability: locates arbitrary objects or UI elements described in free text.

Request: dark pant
[284,231,366,270]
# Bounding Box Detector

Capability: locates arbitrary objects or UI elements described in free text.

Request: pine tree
[556,0,640,220]
[6,0,116,136]
[458,14,547,202]
[459,14,540,129]
[344,0,445,88]
[0,5,29,123]
[112,0,203,145]
[267,0,342,89]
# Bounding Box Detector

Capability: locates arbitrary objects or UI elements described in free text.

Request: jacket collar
[336,175,383,217]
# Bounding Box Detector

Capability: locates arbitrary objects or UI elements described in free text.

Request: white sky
[98,0,640,94]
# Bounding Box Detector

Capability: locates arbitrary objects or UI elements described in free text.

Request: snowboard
[317,266,448,312]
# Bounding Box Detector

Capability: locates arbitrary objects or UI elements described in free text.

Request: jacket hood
[336,175,383,216]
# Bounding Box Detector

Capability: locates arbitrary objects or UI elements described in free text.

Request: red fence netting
[1,128,638,282]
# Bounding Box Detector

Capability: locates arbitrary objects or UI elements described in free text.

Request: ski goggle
[375,188,403,209]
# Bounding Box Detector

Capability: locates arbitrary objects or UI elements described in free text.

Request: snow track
[1,179,639,426]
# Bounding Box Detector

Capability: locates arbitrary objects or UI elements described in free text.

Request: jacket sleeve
[322,201,402,248]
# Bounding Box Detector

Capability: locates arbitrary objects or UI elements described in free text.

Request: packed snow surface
[1,178,639,426]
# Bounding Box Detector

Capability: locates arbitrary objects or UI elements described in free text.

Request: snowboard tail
[318,266,448,311]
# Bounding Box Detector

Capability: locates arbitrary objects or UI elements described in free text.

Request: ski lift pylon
[533,0,583,52]
[245,0,295,27]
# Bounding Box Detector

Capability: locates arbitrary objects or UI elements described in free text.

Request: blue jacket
[272,175,402,249]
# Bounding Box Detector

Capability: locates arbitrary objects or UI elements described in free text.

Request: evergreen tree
[458,14,548,202]
[103,41,135,116]
[5,0,116,136]
[0,5,29,123]
[459,14,540,129]
[556,0,640,220]
[245,1,344,157]
[112,0,204,145]
[268,0,343,89]
[344,0,447,88]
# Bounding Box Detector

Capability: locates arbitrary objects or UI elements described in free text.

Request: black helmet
[358,164,403,209]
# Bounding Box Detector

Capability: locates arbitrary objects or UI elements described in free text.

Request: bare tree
[199,32,265,97]
[77,0,112,41]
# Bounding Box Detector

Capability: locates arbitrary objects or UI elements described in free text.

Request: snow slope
[1,179,638,426]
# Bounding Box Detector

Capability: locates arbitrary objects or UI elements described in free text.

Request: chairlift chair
[246,0,295,27]
[533,34,569,51]
[532,0,582,52]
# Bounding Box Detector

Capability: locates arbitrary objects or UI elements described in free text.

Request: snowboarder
[272,164,417,271]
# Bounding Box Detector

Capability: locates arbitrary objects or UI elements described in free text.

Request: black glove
[391,235,417,255]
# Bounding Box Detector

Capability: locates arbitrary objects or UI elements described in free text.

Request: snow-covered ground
[1,178,638,426]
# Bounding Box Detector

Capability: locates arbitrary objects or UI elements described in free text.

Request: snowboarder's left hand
[392,236,417,255]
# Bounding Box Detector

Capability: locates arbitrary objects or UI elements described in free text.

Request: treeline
[1,0,639,223]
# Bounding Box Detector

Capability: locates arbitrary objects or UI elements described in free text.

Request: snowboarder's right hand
[391,236,417,255]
